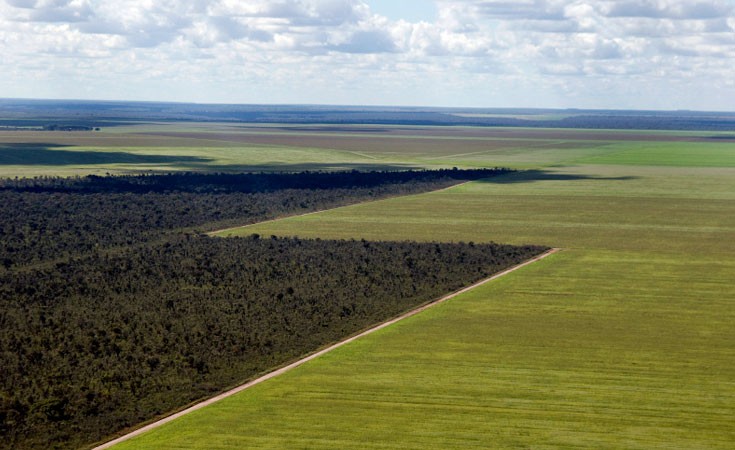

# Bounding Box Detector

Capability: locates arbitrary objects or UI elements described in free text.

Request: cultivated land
[2,122,734,178]
[95,248,558,450]
[3,170,527,450]
[2,120,734,448]
[112,128,735,448]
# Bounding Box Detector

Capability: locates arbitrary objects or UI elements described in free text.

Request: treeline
[0,169,508,269]
[0,169,546,449]
[42,125,98,131]
[0,168,506,194]
[1,236,546,449]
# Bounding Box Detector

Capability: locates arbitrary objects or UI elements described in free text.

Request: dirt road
[92,247,559,449]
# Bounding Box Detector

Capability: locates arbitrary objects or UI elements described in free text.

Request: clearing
[111,129,735,448]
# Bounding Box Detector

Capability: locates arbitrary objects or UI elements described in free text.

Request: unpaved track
[93,247,559,450]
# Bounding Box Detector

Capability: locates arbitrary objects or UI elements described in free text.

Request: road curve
[93,247,560,449]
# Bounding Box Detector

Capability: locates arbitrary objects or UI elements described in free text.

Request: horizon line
[1,97,733,115]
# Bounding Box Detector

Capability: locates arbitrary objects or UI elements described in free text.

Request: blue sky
[0,0,734,111]
[366,0,437,22]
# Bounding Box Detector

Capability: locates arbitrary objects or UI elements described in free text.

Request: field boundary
[207,180,472,236]
[92,247,560,450]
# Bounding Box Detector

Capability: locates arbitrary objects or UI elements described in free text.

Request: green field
[3,124,735,178]
[575,142,735,167]
[103,128,735,448]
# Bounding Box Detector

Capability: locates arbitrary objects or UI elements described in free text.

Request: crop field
[1,122,734,448]
[2,123,734,178]
[109,129,735,448]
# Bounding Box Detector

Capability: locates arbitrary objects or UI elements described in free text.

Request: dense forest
[0,169,547,449]
[0,169,507,268]
[1,236,545,449]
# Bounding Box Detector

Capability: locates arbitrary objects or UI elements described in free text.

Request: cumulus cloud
[0,0,733,109]
[6,0,94,22]
[2,0,364,49]
[331,29,397,53]
[472,0,568,21]
[603,0,733,20]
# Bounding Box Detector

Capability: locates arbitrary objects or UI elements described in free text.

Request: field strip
[347,150,378,159]
[207,180,471,236]
[92,247,560,450]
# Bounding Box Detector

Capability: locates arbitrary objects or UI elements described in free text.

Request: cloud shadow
[0,143,212,166]
[703,135,735,141]
[476,169,639,184]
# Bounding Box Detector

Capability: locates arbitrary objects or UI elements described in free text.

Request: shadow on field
[478,169,639,184]
[0,143,420,173]
[704,135,735,141]
[0,143,212,166]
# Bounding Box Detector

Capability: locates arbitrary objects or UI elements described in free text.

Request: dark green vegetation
[0,169,545,449]
[121,133,735,448]
[1,237,543,450]
[0,169,503,268]
[2,105,733,449]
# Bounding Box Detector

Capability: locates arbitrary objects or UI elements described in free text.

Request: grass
[221,165,735,255]
[574,142,735,167]
[4,124,735,177]
[108,129,735,448]
[113,251,735,449]
[0,141,399,178]
[1,123,732,448]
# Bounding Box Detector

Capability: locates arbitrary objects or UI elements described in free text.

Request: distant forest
[1,99,735,131]
[0,169,507,268]
[0,169,547,449]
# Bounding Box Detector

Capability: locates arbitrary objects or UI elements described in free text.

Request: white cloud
[330,29,397,53]
[0,0,734,109]
[602,0,733,20]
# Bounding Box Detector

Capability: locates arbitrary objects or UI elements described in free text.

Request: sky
[0,0,734,110]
